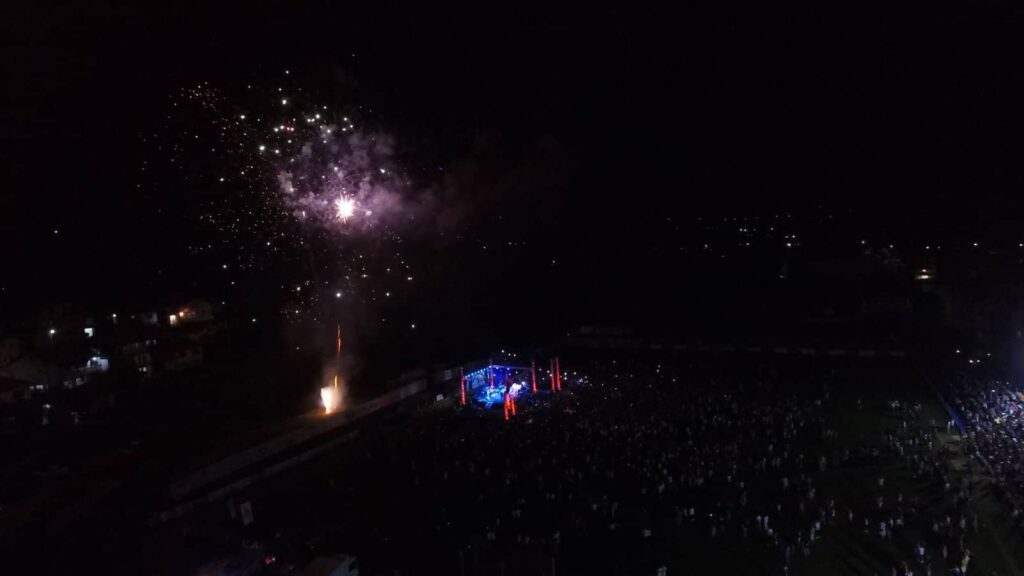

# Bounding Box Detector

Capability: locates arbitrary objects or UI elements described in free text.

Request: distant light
[239,114,246,120]
[259,145,266,151]
[48,328,56,336]
[785,242,792,248]
[335,292,342,298]
[251,317,257,323]
[83,327,94,338]
[955,349,961,354]
[281,98,288,105]
[169,314,178,326]
[410,323,417,329]
[973,242,979,247]
[406,276,413,281]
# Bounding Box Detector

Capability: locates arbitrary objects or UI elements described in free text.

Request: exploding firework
[145,74,431,328]
[271,118,404,233]
[334,196,356,221]
[157,77,418,246]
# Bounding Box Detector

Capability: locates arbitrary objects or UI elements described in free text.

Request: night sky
[5,3,1024,348]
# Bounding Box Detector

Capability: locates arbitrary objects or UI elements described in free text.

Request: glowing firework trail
[322,323,343,415]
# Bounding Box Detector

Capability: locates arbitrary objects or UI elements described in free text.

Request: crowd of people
[203,354,1010,575]
[948,371,1024,533]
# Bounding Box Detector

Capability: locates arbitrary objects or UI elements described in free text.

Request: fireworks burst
[144,74,428,328]
[334,196,356,221]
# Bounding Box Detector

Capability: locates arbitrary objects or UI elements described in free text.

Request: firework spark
[144,77,432,326]
[334,196,356,221]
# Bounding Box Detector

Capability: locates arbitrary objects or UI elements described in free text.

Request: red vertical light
[503,393,510,420]
[460,367,466,406]
[550,359,556,391]
[555,357,562,391]
[531,360,538,393]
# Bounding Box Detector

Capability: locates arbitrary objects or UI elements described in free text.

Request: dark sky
[4,3,1024,334]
